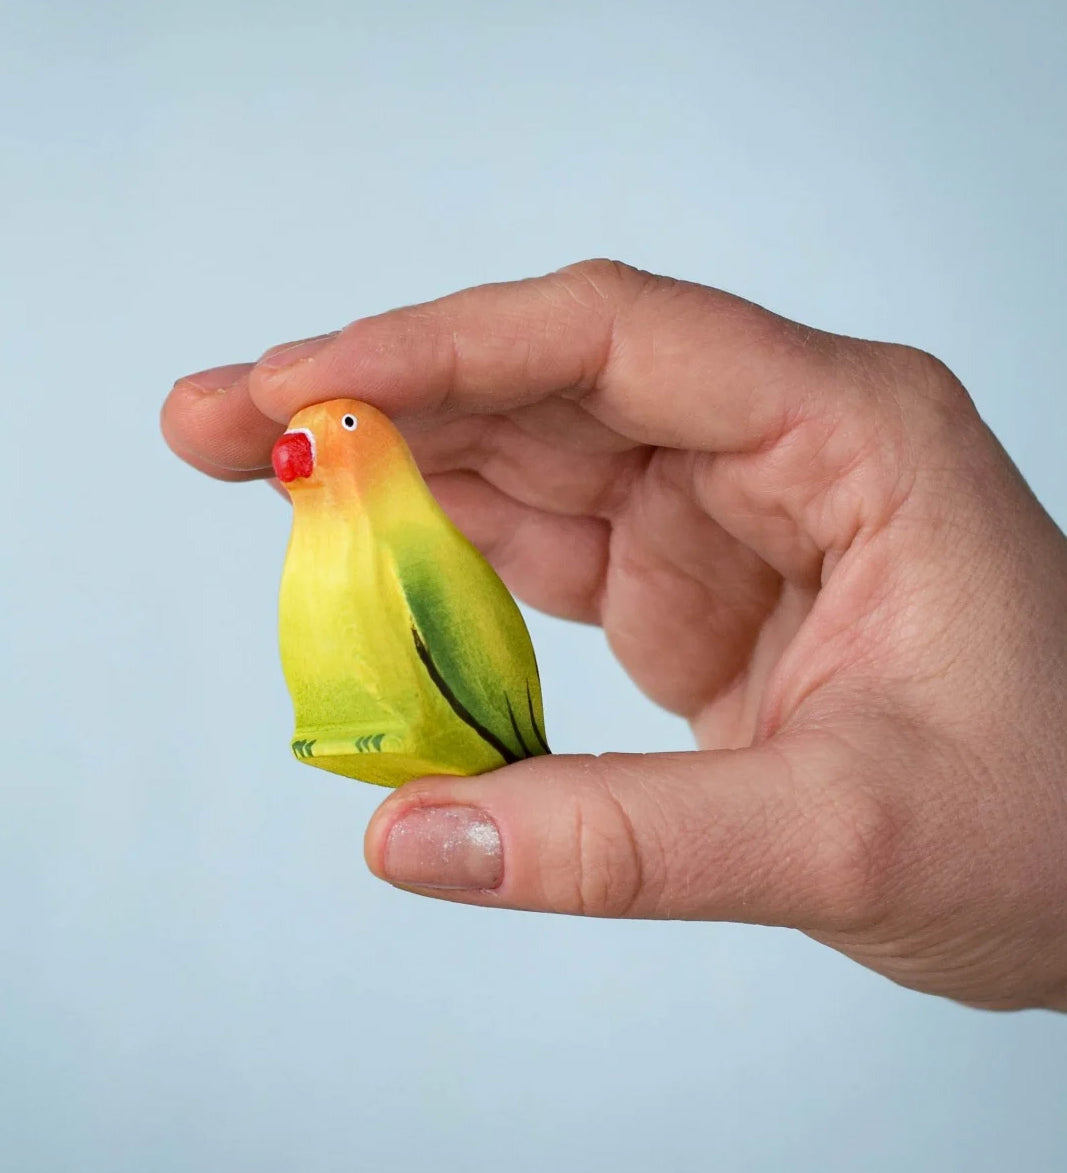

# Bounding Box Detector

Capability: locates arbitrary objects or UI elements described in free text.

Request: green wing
[393,524,549,766]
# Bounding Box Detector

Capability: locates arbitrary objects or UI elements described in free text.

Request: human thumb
[364,740,881,929]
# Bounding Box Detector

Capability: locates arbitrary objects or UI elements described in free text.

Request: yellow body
[275,400,548,787]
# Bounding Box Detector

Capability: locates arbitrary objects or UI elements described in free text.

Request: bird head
[271,399,401,495]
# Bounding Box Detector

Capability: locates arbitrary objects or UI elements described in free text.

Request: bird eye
[341,414,358,431]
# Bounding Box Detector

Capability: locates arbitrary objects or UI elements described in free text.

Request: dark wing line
[411,626,519,765]
[504,694,532,757]
[526,681,551,754]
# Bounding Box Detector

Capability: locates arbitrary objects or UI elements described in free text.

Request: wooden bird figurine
[271,399,549,787]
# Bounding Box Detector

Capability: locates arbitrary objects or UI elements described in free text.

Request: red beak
[272,431,314,483]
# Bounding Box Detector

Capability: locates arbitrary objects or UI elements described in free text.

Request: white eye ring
[341,414,358,431]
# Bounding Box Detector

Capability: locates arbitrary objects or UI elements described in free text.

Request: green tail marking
[291,739,316,759]
[353,734,386,752]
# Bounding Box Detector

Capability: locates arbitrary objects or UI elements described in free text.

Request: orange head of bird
[271,399,405,497]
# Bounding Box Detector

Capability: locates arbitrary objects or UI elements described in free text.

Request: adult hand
[162,260,1067,1010]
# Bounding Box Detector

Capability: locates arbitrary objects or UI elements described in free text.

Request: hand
[162,260,1067,1011]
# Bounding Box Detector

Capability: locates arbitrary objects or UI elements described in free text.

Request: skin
[161,260,1067,1011]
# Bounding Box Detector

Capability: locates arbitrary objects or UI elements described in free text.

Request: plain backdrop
[2,2,1065,1170]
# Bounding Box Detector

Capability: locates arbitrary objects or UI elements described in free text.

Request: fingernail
[382,805,503,890]
[258,331,339,370]
[174,363,250,394]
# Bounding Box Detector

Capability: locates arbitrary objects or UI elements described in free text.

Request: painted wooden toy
[271,399,549,787]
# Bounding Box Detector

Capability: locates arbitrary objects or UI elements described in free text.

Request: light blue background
[2,2,1065,1170]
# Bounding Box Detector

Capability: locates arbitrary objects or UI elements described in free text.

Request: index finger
[247,259,848,452]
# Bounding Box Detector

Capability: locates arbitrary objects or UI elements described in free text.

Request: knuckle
[868,342,980,422]
[804,342,985,533]
[557,255,639,284]
[553,258,656,308]
[806,784,904,932]
[551,763,651,918]
[544,259,657,393]
[876,345,994,492]
[889,344,960,394]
